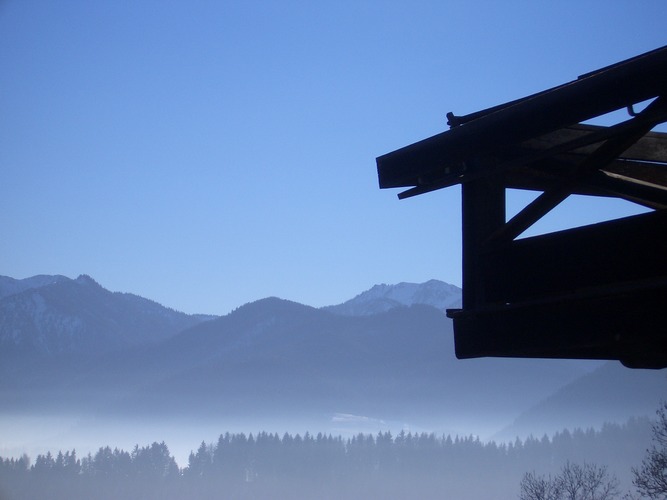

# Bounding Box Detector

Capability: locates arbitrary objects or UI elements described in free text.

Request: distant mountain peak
[324,279,462,316]
[75,274,102,288]
[227,297,319,324]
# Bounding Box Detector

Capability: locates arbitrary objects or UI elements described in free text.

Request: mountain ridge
[0,274,70,300]
[0,274,663,440]
[323,279,462,316]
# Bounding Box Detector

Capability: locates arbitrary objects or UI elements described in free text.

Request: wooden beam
[486,97,667,245]
[461,173,505,309]
[378,46,667,189]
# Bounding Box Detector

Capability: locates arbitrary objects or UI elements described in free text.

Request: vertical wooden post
[461,176,505,310]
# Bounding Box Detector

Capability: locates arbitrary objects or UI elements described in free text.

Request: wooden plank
[602,162,667,191]
[522,124,667,163]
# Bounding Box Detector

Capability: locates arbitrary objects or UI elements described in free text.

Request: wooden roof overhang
[377,46,667,368]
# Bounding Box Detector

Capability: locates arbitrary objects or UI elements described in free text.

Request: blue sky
[2,1,666,315]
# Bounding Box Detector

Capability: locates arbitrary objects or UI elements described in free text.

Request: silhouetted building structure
[377,46,667,369]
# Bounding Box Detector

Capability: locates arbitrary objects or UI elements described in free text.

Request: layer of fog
[1,411,523,468]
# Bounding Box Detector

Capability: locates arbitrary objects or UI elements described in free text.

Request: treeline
[0,418,654,500]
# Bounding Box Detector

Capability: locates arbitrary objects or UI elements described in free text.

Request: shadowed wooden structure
[377,46,667,369]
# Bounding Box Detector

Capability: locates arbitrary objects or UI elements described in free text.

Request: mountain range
[0,274,213,358]
[0,274,664,439]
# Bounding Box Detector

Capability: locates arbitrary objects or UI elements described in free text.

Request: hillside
[496,361,667,440]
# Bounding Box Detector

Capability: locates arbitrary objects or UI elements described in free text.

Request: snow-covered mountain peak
[324,279,462,316]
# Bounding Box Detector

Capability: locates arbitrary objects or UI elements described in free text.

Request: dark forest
[0,417,653,500]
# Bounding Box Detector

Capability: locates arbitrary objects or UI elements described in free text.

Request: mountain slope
[54,298,600,437]
[496,361,667,440]
[0,274,213,358]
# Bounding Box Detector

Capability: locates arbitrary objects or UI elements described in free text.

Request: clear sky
[2,1,666,315]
